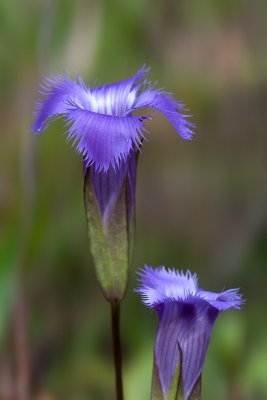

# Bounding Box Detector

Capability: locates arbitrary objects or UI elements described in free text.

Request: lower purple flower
[136,266,243,400]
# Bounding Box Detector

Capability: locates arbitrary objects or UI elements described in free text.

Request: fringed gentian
[136,266,243,400]
[32,67,194,302]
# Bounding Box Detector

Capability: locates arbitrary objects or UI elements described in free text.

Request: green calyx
[84,169,133,303]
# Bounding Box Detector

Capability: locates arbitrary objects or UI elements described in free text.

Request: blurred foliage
[0,0,267,399]
[0,230,19,344]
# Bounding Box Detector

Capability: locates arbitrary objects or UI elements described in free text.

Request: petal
[133,88,195,140]
[136,266,198,307]
[155,301,218,399]
[66,106,148,172]
[179,303,218,399]
[90,65,149,116]
[155,302,182,395]
[32,74,89,133]
[198,288,244,311]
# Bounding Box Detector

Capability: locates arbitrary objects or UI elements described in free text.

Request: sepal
[83,165,134,302]
[188,377,201,400]
[150,340,202,400]
[151,345,182,400]
[151,358,164,400]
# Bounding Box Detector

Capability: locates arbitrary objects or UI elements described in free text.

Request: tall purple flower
[32,66,194,302]
[136,266,243,400]
[32,66,194,171]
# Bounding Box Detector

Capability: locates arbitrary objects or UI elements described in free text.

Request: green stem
[111,303,123,400]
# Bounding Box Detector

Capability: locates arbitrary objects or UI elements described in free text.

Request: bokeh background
[0,0,266,399]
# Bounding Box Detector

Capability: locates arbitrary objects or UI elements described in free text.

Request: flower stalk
[111,303,123,400]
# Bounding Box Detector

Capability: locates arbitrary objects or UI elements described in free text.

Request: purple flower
[32,67,195,302]
[136,266,243,399]
[32,66,194,172]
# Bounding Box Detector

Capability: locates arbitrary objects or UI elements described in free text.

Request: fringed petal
[134,88,195,140]
[136,266,243,311]
[90,65,149,116]
[32,67,196,170]
[32,74,89,133]
[198,288,244,311]
[135,265,198,307]
[66,107,149,172]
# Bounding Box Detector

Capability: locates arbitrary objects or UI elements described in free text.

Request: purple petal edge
[136,265,244,310]
[32,74,88,133]
[133,89,196,140]
[66,107,149,172]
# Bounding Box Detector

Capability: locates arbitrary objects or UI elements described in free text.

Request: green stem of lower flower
[111,302,123,400]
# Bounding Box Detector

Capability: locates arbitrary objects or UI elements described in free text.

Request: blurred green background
[0,0,266,399]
